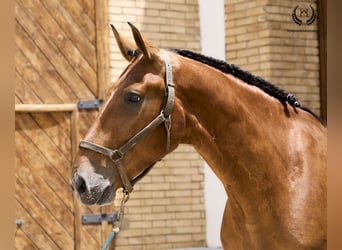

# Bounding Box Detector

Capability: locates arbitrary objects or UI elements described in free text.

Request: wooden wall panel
[15,73,42,104]
[15,0,99,104]
[15,22,78,103]
[15,0,113,248]
[38,0,97,69]
[15,200,59,248]
[15,115,73,248]
[76,0,95,22]
[15,111,109,249]
[59,0,96,44]
[15,45,63,103]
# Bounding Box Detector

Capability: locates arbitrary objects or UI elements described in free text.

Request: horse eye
[125,92,142,103]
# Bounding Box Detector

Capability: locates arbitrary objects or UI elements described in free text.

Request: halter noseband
[79,50,175,193]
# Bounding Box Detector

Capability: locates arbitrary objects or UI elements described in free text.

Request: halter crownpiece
[79,49,175,193]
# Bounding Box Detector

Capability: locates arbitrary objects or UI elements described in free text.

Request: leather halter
[79,50,175,193]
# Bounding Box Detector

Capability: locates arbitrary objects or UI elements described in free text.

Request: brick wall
[109,0,200,83]
[225,0,321,116]
[108,1,206,249]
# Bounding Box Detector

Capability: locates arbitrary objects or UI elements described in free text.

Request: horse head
[71,23,185,205]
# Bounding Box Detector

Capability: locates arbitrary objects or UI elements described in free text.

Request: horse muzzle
[72,170,115,205]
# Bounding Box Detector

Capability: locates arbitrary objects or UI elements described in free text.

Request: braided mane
[172,49,322,123]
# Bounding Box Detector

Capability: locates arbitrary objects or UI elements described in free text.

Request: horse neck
[175,57,292,194]
[173,56,327,240]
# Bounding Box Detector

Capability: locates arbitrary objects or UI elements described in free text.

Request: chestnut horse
[72,23,326,249]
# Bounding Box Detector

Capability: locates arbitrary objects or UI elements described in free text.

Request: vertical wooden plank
[95,0,110,99]
[73,109,103,249]
[71,108,82,250]
[72,109,102,249]
[71,109,79,172]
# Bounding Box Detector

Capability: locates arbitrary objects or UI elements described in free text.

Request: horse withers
[72,23,326,249]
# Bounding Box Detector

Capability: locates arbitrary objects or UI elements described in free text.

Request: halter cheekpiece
[78,50,175,193]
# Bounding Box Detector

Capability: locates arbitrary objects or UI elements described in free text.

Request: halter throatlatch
[79,50,175,193]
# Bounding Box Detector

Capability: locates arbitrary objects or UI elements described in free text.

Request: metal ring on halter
[109,150,123,163]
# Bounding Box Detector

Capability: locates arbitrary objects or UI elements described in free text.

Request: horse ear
[110,24,138,62]
[128,22,157,61]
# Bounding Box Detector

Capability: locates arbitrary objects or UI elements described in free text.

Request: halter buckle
[109,150,123,162]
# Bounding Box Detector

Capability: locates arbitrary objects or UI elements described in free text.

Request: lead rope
[102,191,130,250]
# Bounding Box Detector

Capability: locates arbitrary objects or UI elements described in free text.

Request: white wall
[199,0,226,60]
[198,0,227,248]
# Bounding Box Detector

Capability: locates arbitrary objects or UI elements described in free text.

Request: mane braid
[172,49,297,106]
[171,49,323,124]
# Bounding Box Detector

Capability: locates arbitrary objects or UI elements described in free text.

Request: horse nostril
[74,175,87,194]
